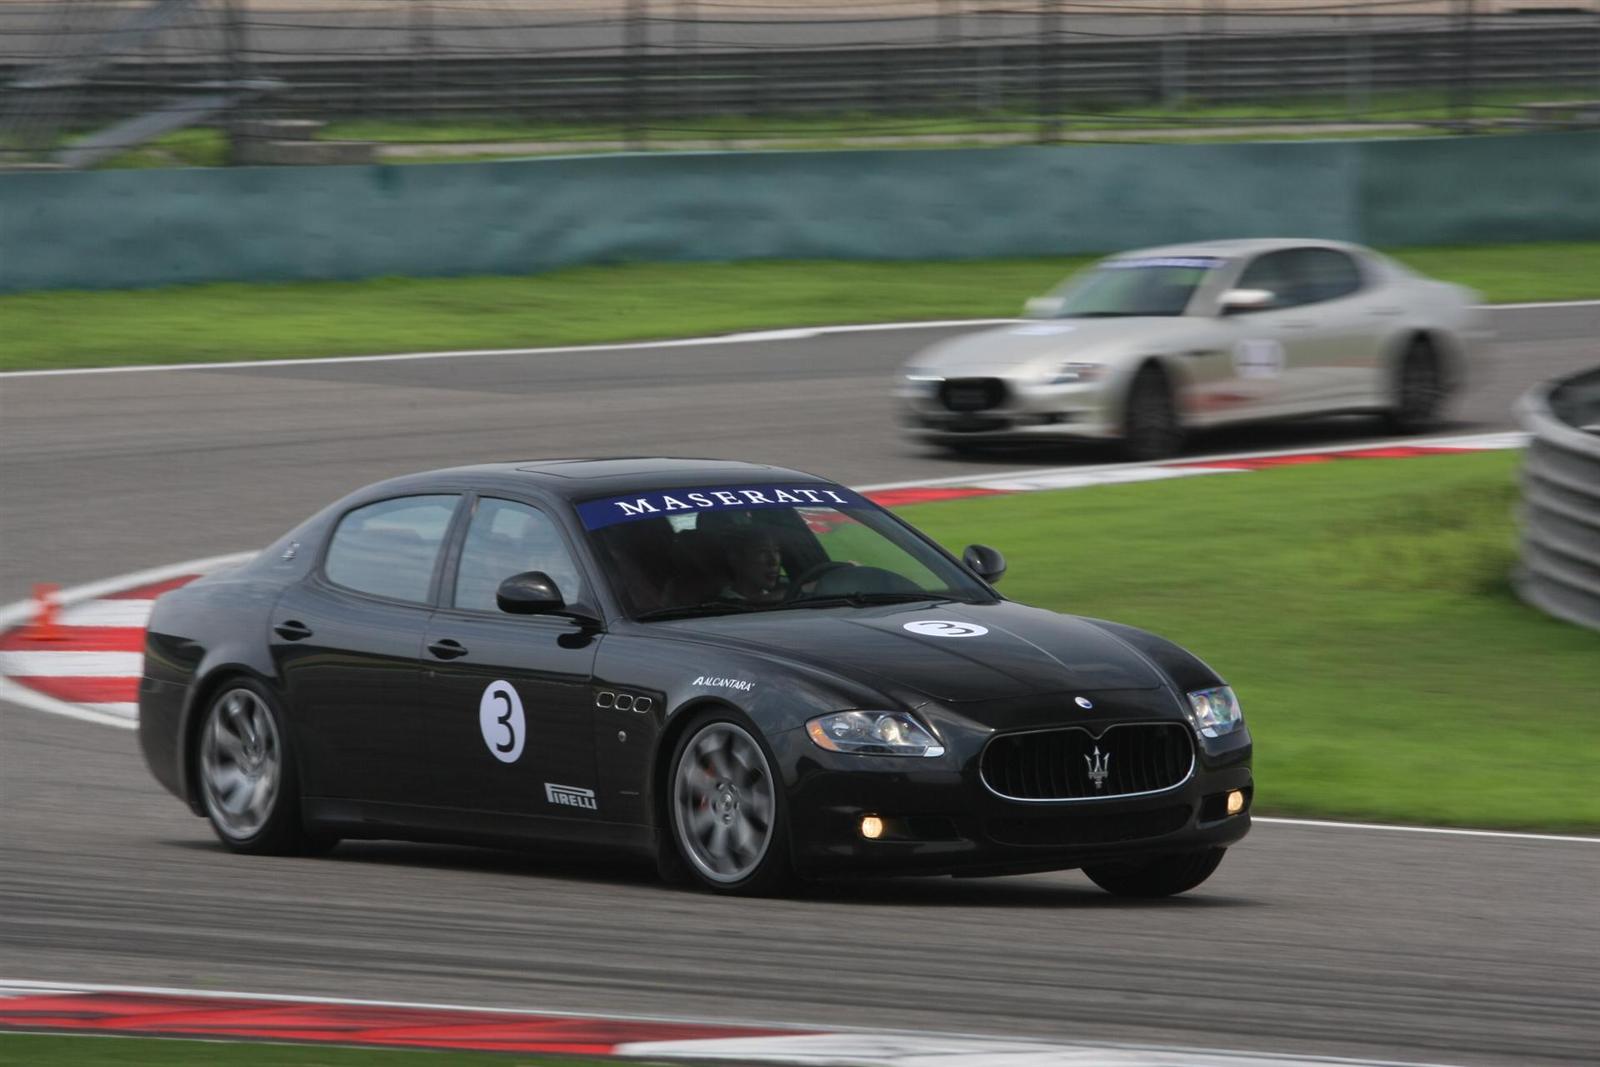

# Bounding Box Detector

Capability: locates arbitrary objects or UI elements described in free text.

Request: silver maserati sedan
[897,239,1492,459]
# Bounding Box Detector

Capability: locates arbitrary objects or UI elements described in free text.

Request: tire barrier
[1514,366,1600,633]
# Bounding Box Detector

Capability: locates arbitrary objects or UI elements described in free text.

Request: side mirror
[963,544,1007,584]
[496,571,565,615]
[1219,288,1276,315]
[1024,295,1066,318]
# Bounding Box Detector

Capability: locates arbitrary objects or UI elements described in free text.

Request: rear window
[324,495,458,603]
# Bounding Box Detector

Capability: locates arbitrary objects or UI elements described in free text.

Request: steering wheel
[784,560,856,601]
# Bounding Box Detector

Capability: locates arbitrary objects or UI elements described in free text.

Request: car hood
[907,318,1198,374]
[657,600,1165,703]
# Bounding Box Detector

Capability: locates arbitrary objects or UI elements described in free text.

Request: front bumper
[776,724,1252,877]
[897,379,1120,443]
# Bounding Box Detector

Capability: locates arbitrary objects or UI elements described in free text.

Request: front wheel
[1083,847,1226,898]
[1120,364,1184,461]
[667,714,791,895]
[196,679,323,855]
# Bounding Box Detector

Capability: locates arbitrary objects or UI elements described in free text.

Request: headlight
[1050,361,1105,384]
[1186,685,1243,739]
[806,711,945,757]
[903,371,944,395]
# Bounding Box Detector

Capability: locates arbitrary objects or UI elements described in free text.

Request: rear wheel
[1083,847,1226,898]
[1120,364,1184,461]
[668,713,791,895]
[1385,339,1444,433]
[196,679,324,855]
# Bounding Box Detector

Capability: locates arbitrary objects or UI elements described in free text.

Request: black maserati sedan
[139,458,1252,896]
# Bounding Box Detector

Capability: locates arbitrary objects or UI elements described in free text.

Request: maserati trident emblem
[1085,746,1111,789]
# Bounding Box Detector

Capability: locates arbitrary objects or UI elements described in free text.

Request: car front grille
[980,723,1194,801]
[986,804,1192,847]
[939,377,1007,412]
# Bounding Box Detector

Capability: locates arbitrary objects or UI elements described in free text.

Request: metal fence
[1515,367,1600,635]
[2,1,1598,165]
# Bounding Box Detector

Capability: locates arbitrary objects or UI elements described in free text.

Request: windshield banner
[578,485,870,530]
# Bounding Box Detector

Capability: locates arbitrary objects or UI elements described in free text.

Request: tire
[1384,338,1444,434]
[666,711,792,895]
[195,678,323,855]
[1083,847,1226,898]
[1120,363,1184,461]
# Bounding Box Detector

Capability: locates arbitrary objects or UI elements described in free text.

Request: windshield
[579,484,994,620]
[1034,255,1225,318]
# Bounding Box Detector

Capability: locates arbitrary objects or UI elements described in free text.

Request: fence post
[411,0,436,120]
[220,0,246,164]
[1450,0,1475,131]
[1038,0,1062,142]
[626,0,648,149]
[675,0,697,120]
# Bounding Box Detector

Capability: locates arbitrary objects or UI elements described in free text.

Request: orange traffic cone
[24,582,65,642]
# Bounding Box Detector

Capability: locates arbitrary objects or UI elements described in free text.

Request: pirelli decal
[577,484,869,530]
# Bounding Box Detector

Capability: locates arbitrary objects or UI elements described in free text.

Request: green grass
[896,450,1600,831]
[0,1034,621,1066]
[316,87,1585,145]
[3,242,1597,372]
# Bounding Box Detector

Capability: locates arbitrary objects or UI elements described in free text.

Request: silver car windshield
[1037,256,1224,318]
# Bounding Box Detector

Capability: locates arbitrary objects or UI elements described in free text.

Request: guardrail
[1515,367,1600,633]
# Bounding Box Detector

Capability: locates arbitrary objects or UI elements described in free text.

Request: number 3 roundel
[479,680,525,763]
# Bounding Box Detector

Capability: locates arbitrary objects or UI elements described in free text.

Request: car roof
[1106,237,1371,262]
[356,457,833,503]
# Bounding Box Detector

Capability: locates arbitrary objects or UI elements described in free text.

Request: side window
[454,498,587,613]
[325,495,458,603]
[1295,248,1363,303]
[1234,251,1302,310]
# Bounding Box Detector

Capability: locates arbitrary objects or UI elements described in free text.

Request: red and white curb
[0,981,1463,1066]
[0,431,1525,733]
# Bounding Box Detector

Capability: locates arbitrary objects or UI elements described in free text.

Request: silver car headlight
[903,371,944,396]
[1050,361,1106,384]
[806,711,945,757]
[1186,685,1243,739]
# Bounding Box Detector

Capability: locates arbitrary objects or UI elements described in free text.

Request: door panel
[417,495,603,819]
[273,582,431,803]
[273,494,459,803]
[420,613,601,817]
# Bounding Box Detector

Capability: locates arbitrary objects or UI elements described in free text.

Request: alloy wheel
[199,687,283,841]
[672,721,777,885]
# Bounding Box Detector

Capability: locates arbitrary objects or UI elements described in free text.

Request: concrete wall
[1,133,1595,293]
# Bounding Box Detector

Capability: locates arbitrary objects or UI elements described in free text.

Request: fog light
[1226,790,1245,816]
[860,816,885,840]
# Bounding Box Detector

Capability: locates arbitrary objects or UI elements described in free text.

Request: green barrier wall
[1,133,1595,293]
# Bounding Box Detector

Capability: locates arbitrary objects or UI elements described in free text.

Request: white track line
[0,319,1020,379]
[57,600,158,627]
[4,300,1594,379]
[1255,817,1596,845]
[0,651,142,676]
[0,980,1465,1067]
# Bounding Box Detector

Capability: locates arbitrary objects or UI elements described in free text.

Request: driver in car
[719,526,789,603]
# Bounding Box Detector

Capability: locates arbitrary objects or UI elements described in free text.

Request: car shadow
[913,414,1485,470]
[167,836,1256,909]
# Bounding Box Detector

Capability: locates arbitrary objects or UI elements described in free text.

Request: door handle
[428,639,468,660]
[1368,307,1403,317]
[1280,321,1315,330]
[273,620,313,641]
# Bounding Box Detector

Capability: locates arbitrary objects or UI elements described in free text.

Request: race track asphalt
[2,305,1598,1065]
